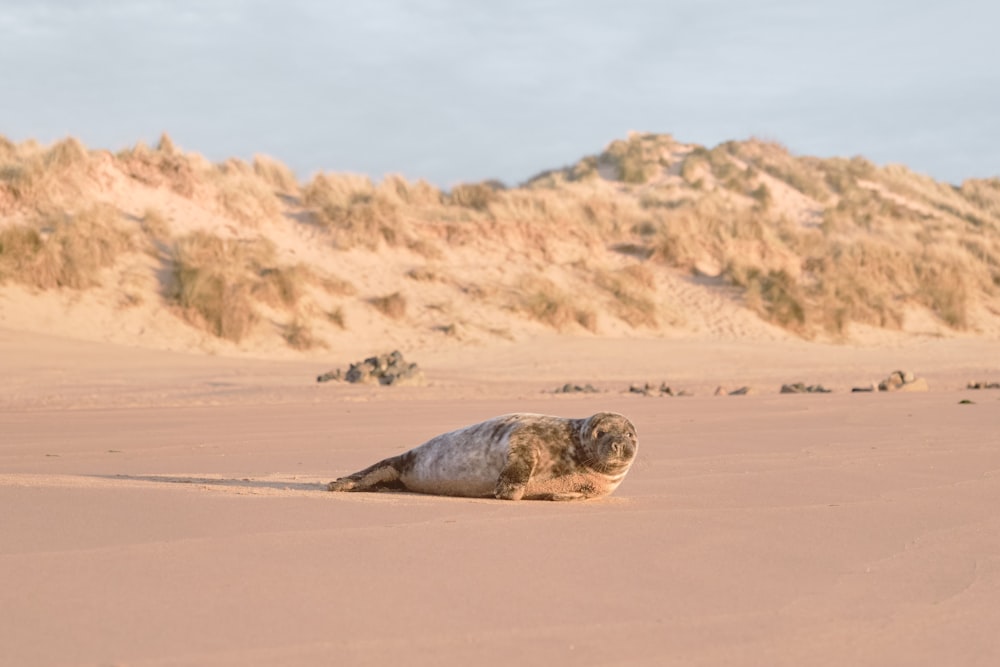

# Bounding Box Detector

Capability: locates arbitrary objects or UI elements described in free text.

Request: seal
[327,412,638,501]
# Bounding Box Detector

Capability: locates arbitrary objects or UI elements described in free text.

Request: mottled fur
[327,412,638,501]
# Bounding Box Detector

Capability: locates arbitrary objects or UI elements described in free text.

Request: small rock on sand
[716,385,755,396]
[317,350,425,386]
[629,382,691,397]
[553,383,601,394]
[852,370,928,393]
[877,370,927,392]
[780,383,832,394]
[967,381,1000,390]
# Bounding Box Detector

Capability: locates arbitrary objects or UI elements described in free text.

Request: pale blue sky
[2,1,997,186]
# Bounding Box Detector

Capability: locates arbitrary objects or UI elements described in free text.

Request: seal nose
[611,440,634,458]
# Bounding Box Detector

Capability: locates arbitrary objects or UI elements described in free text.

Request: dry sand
[2,327,1000,666]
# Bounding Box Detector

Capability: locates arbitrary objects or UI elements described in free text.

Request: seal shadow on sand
[88,474,508,503]
[75,474,633,503]
[94,474,329,493]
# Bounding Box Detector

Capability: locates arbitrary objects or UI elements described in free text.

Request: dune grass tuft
[327,306,346,329]
[602,133,671,184]
[369,291,407,319]
[0,137,93,207]
[117,138,198,197]
[167,233,260,341]
[726,266,808,331]
[302,173,403,248]
[519,277,598,332]
[212,159,282,226]
[283,317,322,350]
[166,232,319,342]
[252,154,299,194]
[594,266,658,327]
[0,204,132,289]
[448,182,502,211]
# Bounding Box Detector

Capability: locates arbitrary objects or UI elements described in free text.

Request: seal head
[580,412,638,475]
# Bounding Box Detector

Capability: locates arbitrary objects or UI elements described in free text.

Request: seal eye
[595,430,606,439]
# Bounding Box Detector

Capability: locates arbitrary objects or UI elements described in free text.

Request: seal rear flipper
[327,455,406,492]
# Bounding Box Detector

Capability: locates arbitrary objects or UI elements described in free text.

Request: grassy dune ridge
[1,131,998,351]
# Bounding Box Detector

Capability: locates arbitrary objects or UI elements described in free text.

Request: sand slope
[3,133,1000,361]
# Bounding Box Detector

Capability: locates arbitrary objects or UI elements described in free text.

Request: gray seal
[327,412,638,501]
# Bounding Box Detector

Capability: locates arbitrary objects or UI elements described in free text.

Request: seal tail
[327,454,408,492]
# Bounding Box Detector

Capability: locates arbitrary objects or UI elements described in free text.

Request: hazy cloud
[1,0,997,184]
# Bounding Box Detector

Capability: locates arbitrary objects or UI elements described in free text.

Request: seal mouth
[606,437,636,460]
[593,441,636,474]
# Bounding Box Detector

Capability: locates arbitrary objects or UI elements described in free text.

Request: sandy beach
[3,327,999,666]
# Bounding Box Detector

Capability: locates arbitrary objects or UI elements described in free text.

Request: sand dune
[3,133,1000,360]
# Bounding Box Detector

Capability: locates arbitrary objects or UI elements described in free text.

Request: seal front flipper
[327,454,407,492]
[493,439,538,501]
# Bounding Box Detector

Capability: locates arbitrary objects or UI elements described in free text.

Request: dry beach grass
[2,131,1000,353]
